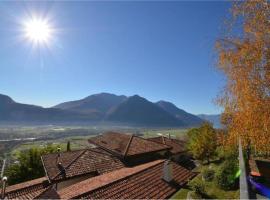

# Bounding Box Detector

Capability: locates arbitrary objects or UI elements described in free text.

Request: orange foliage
[216,0,270,153]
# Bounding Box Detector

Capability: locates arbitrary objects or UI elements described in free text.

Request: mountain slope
[156,100,204,127]
[197,114,221,128]
[54,93,127,117]
[106,95,184,127]
[0,94,98,122]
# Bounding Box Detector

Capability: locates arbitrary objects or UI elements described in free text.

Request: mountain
[54,93,127,118]
[197,114,221,128]
[0,93,208,127]
[156,101,204,127]
[0,94,98,122]
[106,95,184,127]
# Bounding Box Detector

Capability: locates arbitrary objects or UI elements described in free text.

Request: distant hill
[0,93,211,127]
[106,95,184,127]
[197,114,221,128]
[156,101,204,127]
[54,93,127,118]
[0,94,98,122]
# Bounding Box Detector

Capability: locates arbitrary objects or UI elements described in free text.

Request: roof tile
[148,136,187,154]
[41,148,124,181]
[88,132,171,158]
[59,160,197,199]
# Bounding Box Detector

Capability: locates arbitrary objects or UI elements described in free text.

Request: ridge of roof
[51,149,87,180]
[162,136,166,144]
[123,134,134,157]
[59,159,164,199]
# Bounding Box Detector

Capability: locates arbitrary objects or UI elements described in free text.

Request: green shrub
[216,158,239,190]
[190,179,206,197]
[202,168,215,181]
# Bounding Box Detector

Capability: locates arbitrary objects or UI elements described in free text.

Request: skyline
[0,1,231,115]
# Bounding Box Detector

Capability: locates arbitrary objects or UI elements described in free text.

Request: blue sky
[0,1,231,115]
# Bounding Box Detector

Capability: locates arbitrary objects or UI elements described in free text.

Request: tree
[5,145,57,185]
[216,0,270,153]
[216,158,239,190]
[187,123,217,164]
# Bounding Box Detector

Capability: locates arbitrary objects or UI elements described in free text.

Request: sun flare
[23,17,53,44]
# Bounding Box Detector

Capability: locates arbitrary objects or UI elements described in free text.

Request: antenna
[56,147,61,165]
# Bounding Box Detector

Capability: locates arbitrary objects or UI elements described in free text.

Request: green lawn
[171,163,239,199]
[10,135,96,159]
[143,128,188,139]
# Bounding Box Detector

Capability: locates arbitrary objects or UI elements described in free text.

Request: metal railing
[239,139,250,199]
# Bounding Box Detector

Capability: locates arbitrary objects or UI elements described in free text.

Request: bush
[202,168,215,181]
[190,179,206,197]
[216,158,239,190]
[6,145,58,185]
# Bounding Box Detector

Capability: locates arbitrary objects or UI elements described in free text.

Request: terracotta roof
[5,177,49,199]
[34,186,60,199]
[148,136,187,154]
[88,132,171,158]
[59,159,197,199]
[41,148,124,182]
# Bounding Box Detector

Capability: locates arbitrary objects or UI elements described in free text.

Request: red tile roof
[88,132,171,158]
[59,159,197,199]
[148,136,187,154]
[41,148,124,182]
[5,177,49,199]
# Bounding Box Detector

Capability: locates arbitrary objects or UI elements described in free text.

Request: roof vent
[1,176,7,199]
[163,160,173,182]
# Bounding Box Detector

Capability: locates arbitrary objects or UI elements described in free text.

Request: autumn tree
[216,0,270,154]
[187,123,217,164]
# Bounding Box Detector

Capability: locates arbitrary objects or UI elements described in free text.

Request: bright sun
[24,18,53,44]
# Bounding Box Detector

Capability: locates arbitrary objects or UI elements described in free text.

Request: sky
[0,1,231,115]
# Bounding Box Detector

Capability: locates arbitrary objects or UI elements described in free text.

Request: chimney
[1,176,7,199]
[163,160,173,182]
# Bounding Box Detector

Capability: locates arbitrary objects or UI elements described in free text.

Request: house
[3,177,50,199]
[41,147,125,190]
[2,132,197,199]
[88,132,171,165]
[58,159,197,199]
[148,136,196,169]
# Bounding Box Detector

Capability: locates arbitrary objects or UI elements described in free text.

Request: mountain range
[0,93,220,127]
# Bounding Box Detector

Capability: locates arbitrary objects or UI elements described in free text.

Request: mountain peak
[0,94,15,104]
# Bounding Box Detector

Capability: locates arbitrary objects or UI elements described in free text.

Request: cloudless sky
[0,1,231,115]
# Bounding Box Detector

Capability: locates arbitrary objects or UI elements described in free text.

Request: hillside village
[1,132,197,199]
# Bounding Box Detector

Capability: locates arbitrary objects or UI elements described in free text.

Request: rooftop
[4,177,49,199]
[59,159,197,199]
[148,136,187,154]
[88,132,171,158]
[41,147,125,182]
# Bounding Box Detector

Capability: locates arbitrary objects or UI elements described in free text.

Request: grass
[171,162,239,199]
[143,128,188,139]
[10,134,96,159]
